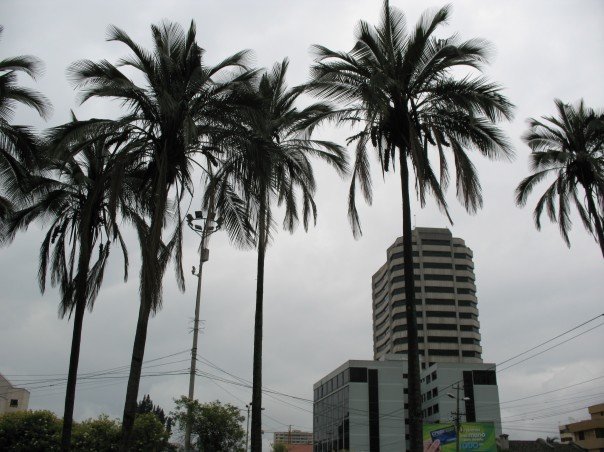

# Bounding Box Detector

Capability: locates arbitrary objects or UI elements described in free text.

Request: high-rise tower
[372,227,482,363]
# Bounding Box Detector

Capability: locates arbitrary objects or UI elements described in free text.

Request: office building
[0,373,30,414]
[313,358,408,452]
[421,362,502,436]
[372,228,482,363]
[274,429,313,445]
[559,403,604,451]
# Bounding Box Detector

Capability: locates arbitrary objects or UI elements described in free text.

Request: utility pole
[448,384,470,452]
[246,402,264,451]
[288,424,292,445]
[184,198,220,452]
[246,403,251,452]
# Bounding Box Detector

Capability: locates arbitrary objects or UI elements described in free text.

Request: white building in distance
[0,373,30,414]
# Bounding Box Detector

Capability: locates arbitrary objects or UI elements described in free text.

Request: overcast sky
[1,0,603,449]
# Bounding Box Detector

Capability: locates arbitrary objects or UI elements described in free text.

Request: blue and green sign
[423,422,496,452]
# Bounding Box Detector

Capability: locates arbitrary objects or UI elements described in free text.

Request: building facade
[313,358,408,452]
[559,403,604,451]
[0,373,30,414]
[372,228,482,364]
[313,358,504,452]
[274,429,313,445]
[421,362,502,436]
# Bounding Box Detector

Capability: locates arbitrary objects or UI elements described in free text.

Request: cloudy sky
[1,0,603,449]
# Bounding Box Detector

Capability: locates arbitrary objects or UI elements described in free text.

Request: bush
[71,414,121,451]
[0,410,61,451]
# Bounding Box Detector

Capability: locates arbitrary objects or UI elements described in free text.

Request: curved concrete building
[372,227,482,364]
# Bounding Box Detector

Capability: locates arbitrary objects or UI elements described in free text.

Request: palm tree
[5,123,137,451]
[516,99,604,258]
[67,21,256,449]
[0,25,50,224]
[307,3,513,450]
[211,59,347,452]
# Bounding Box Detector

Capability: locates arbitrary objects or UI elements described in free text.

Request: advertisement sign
[423,422,496,452]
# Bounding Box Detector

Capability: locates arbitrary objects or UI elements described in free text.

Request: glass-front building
[313,358,407,452]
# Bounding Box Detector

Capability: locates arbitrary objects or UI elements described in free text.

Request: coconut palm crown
[307,2,513,450]
[210,59,347,452]
[516,99,604,258]
[0,25,51,223]
[66,20,256,448]
[5,123,138,451]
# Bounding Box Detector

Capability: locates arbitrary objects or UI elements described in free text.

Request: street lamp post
[447,385,471,452]
[184,206,221,452]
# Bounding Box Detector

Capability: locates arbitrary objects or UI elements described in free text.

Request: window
[462,351,482,358]
[472,370,496,385]
[429,349,459,356]
[391,252,404,260]
[428,336,458,343]
[426,299,455,306]
[458,300,476,307]
[425,286,455,294]
[403,373,408,379]
[424,274,454,281]
[423,251,451,258]
[426,375,431,384]
[454,252,469,259]
[460,325,479,332]
[457,289,475,295]
[433,403,439,413]
[404,388,408,394]
[422,239,450,246]
[349,367,368,383]
[461,338,481,345]
[426,311,457,318]
[455,264,472,271]
[431,371,437,380]
[595,428,604,438]
[577,432,585,441]
[9,399,18,407]
[432,388,438,397]
[428,323,458,330]
[424,262,453,269]
[459,313,477,319]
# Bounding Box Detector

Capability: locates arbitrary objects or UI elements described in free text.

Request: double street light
[184,208,221,452]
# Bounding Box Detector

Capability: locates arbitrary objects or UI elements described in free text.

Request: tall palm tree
[5,123,137,451]
[67,21,256,449]
[211,59,347,452]
[516,99,604,258]
[307,2,513,450]
[0,25,50,225]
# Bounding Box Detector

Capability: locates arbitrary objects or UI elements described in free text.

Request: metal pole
[246,404,251,452]
[455,384,460,452]
[184,202,215,451]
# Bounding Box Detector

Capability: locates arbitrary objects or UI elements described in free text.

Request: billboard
[423,422,496,452]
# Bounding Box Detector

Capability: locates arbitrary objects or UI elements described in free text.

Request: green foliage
[272,442,289,452]
[0,410,61,451]
[71,415,120,452]
[131,412,171,452]
[0,410,173,452]
[516,99,604,256]
[172,397,245,452]
[137,394,174,434]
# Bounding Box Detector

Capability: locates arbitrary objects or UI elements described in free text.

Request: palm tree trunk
[121,167,168,450]
[399,150,423,452]
[585,188,604,258]
[251,194,267,452]
[60,232,92,452]
[120,286,153,449]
